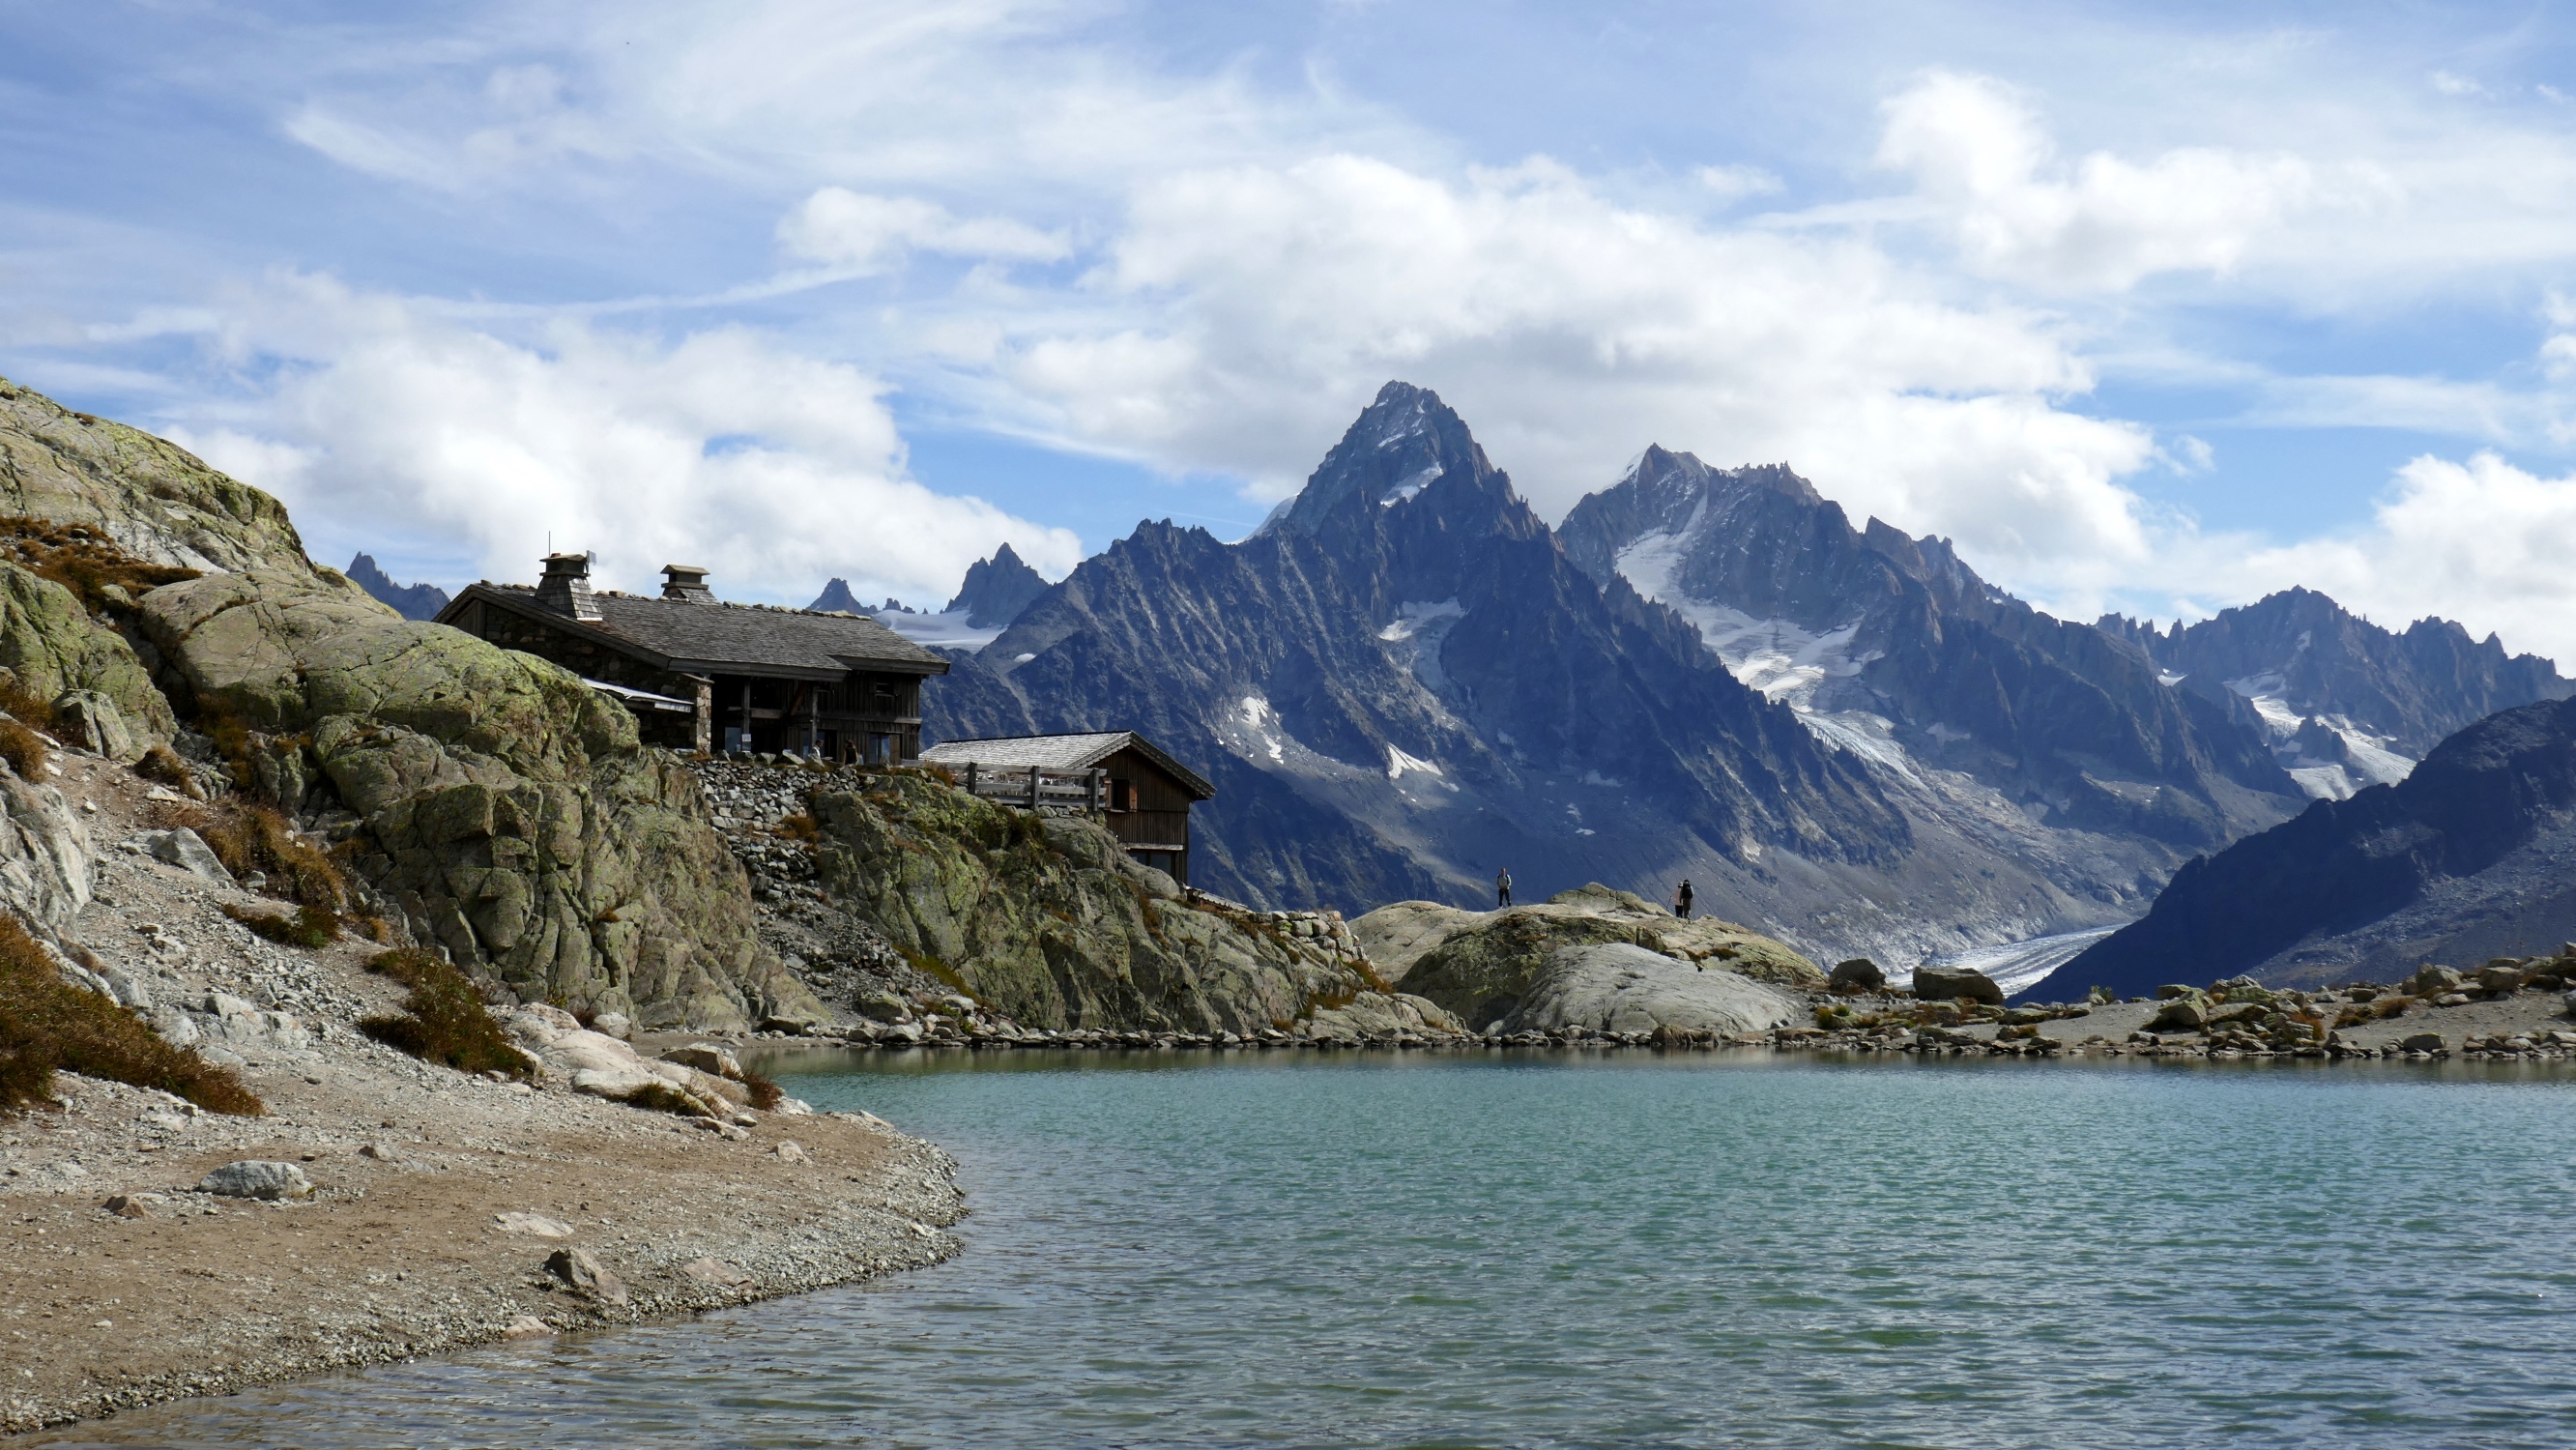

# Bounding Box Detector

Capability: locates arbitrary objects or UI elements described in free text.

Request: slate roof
[921,732,1216,799]
[449,584,947,677]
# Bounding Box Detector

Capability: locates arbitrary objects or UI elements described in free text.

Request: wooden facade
[922,731,1215,885]
[437,555,948,761]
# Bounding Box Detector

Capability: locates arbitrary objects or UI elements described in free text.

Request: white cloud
[777,188,1067,273]
[1876,72,2325,291]
[1692,164,1784,204]
[2245,450,2576,663]
[999,153,2160,595]
[166,273,1080,602]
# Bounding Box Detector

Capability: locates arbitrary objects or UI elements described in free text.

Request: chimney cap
[659,562,715,603]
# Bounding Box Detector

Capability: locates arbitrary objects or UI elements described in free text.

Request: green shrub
[223,902,339,948]
[0,912,262,1115]
[359,948,529,1078]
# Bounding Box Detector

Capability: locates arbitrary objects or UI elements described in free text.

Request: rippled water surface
[39,1051,2576,1448]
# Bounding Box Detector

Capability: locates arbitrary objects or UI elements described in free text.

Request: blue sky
[10,2,2576,657]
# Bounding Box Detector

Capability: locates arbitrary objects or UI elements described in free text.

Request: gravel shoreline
[2,747,966,1438]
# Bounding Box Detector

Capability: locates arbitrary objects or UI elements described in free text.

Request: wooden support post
[1087,768,1103,817]
[1027,765,1042,809]
[738,680,753,753]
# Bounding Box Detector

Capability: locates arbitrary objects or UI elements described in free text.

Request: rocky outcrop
[0,377,311,573]
[0,560,175,755]
[1360,883,1822,1030]
[1502,942,1799,1036]
[136,566,820,1030]
[804,770,1384,1033]
[0,768,93,932]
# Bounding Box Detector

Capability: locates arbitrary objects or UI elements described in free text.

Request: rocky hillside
[0,376,817,1031]
[2098,587,2571,799]
[2026,694,2576,999]
[798,767,1447,1035]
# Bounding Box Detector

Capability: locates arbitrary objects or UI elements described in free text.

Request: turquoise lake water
[39,1050,2576,1448]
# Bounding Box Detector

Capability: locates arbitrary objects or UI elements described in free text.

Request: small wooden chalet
[436,554,948,762]
[919,732,1215,884]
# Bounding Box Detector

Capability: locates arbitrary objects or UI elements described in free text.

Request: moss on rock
[808,772,1377,1033]
[137,568,820,1031]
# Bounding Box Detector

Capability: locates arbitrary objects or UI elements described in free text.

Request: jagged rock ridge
[2098,588,2573,800]
[1554,447,2308,950]
[927,383,2007,965]
[2027,694,2576,999]
[944,543,1049,629]
[346,554,450,622]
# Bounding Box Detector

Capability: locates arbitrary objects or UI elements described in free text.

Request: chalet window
[1108,779,1136,812]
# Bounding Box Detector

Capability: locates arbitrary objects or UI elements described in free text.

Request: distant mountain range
[2028,694,2576,999]
[902,382,2572,969]
[346,554,449,621]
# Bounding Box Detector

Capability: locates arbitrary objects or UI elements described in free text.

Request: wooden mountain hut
[919,732,1215,884]
[436,553,949,762]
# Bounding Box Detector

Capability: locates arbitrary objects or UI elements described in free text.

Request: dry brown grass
[0,912,262,1116]
[0,717,46,782]
[743,1069,786,1110]
[222,902,339,949]
[173,800,348,909]
[0,516,199,620]
[774,812,820,843]
[134,744,200,798]
[358,948,528,1079]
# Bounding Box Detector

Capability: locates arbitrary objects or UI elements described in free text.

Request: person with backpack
[1496,867,1513,908]
[1674,879,1694,920]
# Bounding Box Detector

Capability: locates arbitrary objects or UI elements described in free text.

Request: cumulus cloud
[168,274,1079,603]
[1876,72,2323,290]
[2232,451,2576,662]
[1000,153,2161,594]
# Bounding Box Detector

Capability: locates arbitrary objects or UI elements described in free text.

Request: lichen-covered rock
[1503,942,1801,1036]
[1304,991,1465,1042]
[0,768,91,931]
[0,376,313,573]
[808,772,1378,1033]
[136,568,821,1031]
[1358,881,1822,1029]
[0,561,175,749]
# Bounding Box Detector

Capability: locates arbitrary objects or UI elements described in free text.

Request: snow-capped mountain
[915,384,2569,970]
[2098,589,2572,801]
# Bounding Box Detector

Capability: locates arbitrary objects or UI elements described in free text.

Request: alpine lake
[32,1046,2576,1449]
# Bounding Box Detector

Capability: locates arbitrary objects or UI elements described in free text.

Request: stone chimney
[660,564,714,603]
[534,552,602,621]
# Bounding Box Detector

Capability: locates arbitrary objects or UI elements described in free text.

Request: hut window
[1108,779,1135,812]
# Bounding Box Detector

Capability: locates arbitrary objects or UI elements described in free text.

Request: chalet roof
[445,583,947,678]
[921,732,1216,799]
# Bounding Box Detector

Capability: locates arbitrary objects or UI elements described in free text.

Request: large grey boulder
[1503,942,1800,1036]
[0,768,91,932]
[1912,966,2005,1005]
[199,1160,312,1201]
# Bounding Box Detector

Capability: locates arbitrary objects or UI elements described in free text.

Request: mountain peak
[807,577,864,614]
[947,542,1051,627]
[346,553,450,622]
[1268,381,1516,536]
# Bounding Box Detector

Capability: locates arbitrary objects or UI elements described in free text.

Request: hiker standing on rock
[1496,867,1513,908]
[1674,879,1693,920]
